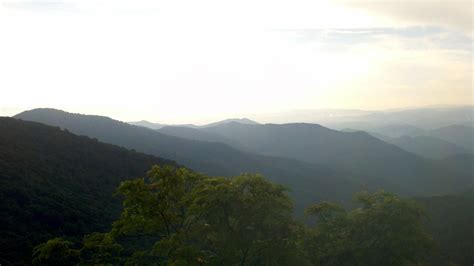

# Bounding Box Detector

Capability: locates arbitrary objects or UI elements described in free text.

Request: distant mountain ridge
[202,118,259,127]
[250,106,473,129]
[17,108,471,199]
[367,124,474,151]
[129,117,259,130]
[158,126,248,151]
[154,121,473,195]
[371,134,471,159]
[128,120,167,129]
[14,108,365,214]
[428,125,473,150]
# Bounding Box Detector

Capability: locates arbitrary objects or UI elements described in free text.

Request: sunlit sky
[0,0,472,124]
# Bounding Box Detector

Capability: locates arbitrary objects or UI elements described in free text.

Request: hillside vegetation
[0,118,175,264]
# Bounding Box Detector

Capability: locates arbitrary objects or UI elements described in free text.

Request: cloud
[279,26,472,52]
[1,0,76,12]
[339,1,472,35]
[0,0,161,15]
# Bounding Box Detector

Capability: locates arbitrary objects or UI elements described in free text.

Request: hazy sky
[0,0,472,124]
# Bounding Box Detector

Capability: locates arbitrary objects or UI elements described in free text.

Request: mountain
[254,106,473,130]
[129,118,258,130]
[370,124,426,138]
[327,106,473,130]
[359,106,473,129]
[434,154,474,185]
[202,118,259,127]
[128,120,199,130]
[373,135,471,159]
[0,117,175,264]
[158,126,248,151]
[133,120,471,196]
[201,123,472,195]
[14,108,363,214]
[368,124,474,151]
[128,120,167,129]
[428,125,473,150]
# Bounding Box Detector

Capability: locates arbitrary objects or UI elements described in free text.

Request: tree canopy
[303,191,435,265]
[33,166,436,265]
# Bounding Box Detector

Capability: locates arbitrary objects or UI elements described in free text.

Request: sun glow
[0,0,471,123]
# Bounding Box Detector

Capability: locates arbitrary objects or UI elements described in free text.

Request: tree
[110,165,205,264]
[80,232,123,264]
[32,238,80,265]
[104,166,301,265]
[188,174,301,265]
[350,191,435,265]
[304,191,435,266]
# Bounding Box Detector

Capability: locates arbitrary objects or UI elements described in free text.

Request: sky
[0,0,472,124]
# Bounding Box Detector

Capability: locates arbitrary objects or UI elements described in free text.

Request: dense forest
[417,191,474,265]
[0,118,175,264]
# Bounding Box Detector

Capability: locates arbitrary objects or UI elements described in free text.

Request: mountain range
[14,109,366,213]
[369,124,473,150]
[129,117,259,130]
[370,134,471,159]
[303,106,473,129]
[16,109,472,198]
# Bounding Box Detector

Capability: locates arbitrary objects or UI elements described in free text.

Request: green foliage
[350,191,435,265]
[0,118,175,264]
[108,166,300,265]
[305,201,346,222]
[303,191,436,266]
[33,166,439,266]
[32,238,80,265]
[80,233,123,264]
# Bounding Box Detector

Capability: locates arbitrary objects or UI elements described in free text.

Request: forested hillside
[14,109,364,212]
[0,118,175,264]
[416,190,474,266]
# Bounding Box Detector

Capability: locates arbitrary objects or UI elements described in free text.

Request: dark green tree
[80,232,123,264]
[188,174,302,265]
[350,191,435,265]
[304,191,435,266]
[103,166,301,265]
[32,238,80,265]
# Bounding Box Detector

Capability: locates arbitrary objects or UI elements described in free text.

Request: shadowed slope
[0,117,175,264]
